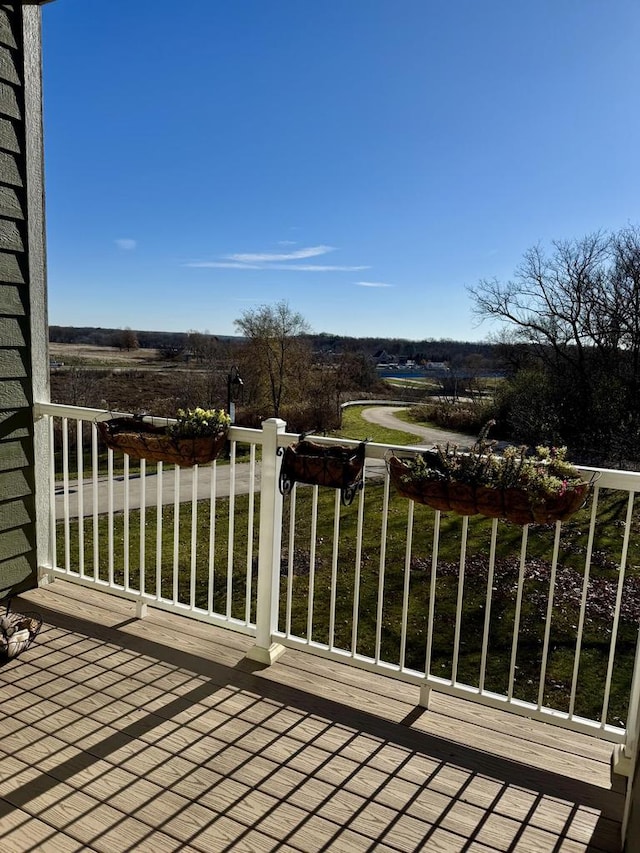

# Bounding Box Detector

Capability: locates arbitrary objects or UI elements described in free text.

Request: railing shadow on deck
[3,590,624,853]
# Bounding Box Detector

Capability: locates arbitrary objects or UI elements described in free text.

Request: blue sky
[42,0,640,342]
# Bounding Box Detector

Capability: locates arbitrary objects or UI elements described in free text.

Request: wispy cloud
[226,245,334,263]
[278,240,297,246]
[187,261,262,269]
[356,281,393,288]
[115,238,137,250]
[280,264,370,272]
[186,261,369,272]
[186,244,369,273]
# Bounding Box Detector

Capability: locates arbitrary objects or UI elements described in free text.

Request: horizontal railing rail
[36,402,640,761]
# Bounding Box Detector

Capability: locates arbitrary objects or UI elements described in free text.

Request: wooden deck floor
[0,581,624,853]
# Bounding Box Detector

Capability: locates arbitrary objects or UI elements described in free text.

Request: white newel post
[246,418,287,665]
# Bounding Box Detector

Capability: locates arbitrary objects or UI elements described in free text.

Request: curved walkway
[360,406,474,448]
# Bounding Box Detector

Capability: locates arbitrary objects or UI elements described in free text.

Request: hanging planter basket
[97,417,228,467]
[387,453,590,525]
[279,438,367,506]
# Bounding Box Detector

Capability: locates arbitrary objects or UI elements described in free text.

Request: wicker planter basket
[97,417,228,467]
[0,610,42,659]
[279,439,366,506]
[387,454,589,525]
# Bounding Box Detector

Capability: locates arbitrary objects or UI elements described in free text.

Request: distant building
[373,350,398,365]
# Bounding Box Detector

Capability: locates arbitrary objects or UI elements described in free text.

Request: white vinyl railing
[35,402,640,764]
[275,459,640,743]
[39,402,267,635]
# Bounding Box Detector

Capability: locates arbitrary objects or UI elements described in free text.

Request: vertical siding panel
[0,4,38,599]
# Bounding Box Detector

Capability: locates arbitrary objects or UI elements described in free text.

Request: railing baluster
[508,525,530,700]
[91,422,99,582]
[570,484,600,717]
[350,476,366,657]
[139,458,146,596]
[328,489,341,650]
[246,444,256,625]
[375,474,390,664]
[306,486,319,643]
[479,518,498,693]
[399,499,414,670]
[207,460,216,615]
[601,491,636,728]
[538,521,562,709]
[172,464,180,604]
[285,484,297,636]
[48,415,56,573]
[61,417,70,574]
[107,447,114,586]
[226,442,237,619]
[138,459,147,598]
[226,445,237,614]
[123,453,129,590]
[76,419,84,578]
[190,463,198,609]
[425,510,441,679]
[451,515,469,685]
[155,461,163,600]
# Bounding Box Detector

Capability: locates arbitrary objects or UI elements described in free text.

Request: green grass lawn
[332,405,423,446]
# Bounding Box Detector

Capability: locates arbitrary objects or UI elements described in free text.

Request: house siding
[0,4,37,600]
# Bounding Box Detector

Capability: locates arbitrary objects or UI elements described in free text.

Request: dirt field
[48,344,225,415]
[49,343,166,366]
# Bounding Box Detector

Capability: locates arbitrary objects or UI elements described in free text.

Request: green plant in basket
[98,407,232,467]
[387,421,590,524]
[168,407,231,438]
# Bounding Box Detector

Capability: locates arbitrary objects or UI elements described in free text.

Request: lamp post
[227,365,243,424]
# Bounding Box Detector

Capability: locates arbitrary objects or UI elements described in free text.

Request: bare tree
[54,367,104,408]
[469,226,640,464]
[186,329,219,363]
[470,233,610,372]
[234,301,310,417]
[119,327,139,351]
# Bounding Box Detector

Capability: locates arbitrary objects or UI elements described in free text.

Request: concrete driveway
[55,461,259,519]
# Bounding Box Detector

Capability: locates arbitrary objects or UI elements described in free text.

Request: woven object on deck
[97,417,228,467]
[0,610,42,660]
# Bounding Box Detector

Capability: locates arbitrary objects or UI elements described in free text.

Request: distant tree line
[49,325,231,354]
[309,332,501,365]
[49,325,504,366]
[50,316,511,434]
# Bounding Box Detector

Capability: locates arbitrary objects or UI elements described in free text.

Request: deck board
[0,581,625,852]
